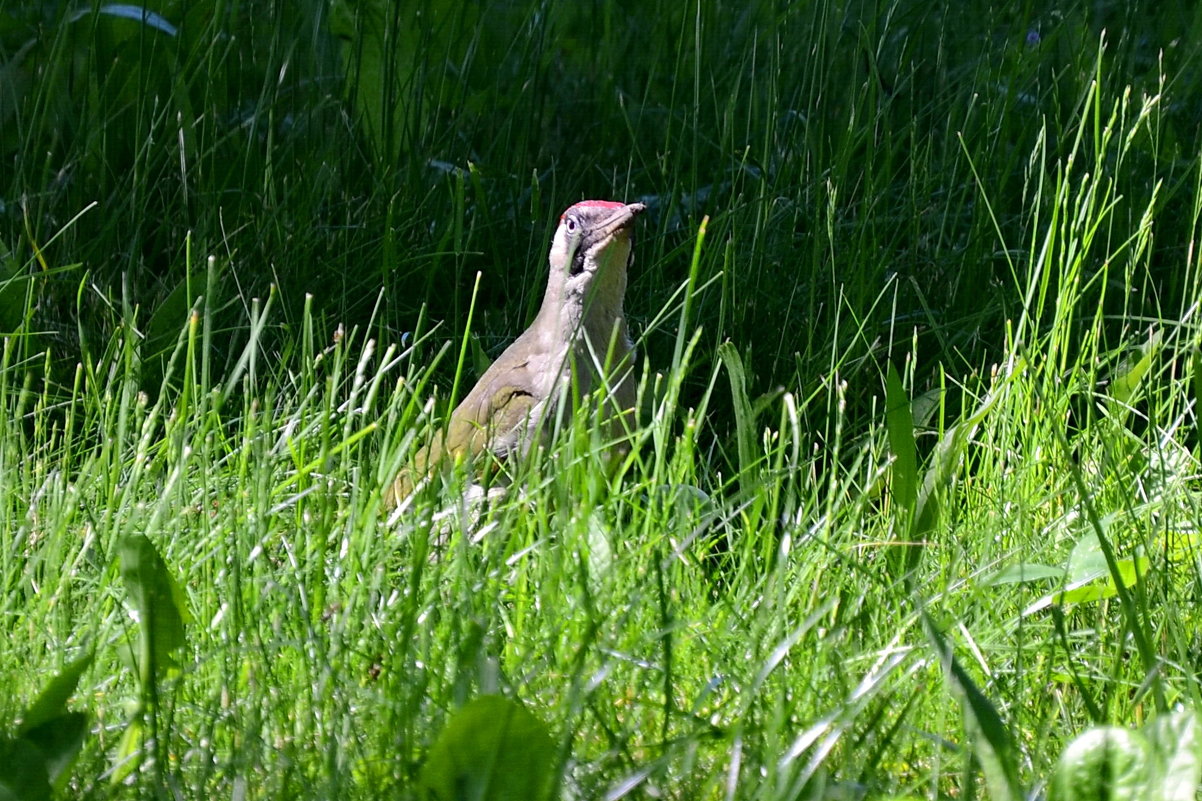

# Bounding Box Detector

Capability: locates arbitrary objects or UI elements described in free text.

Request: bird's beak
[591,203,646,244]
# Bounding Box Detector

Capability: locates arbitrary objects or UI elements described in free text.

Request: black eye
[566,217,578,234]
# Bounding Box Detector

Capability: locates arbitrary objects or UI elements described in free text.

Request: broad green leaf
[985,563,1063,585]
[18,650,93,735]
[1054,556,1150,604]
[1066,530,1110,584]
[420,695,556,801]
[142,266,211,392]
[469,332,492,381]
[1049,726,1151,801]
[0,738,52,801]
[19,713,88,789]
[1052,531,1150,605]
[1108,329,1160,406]
[119,535,190,677]
[1143,708,1201,801]
[330,0,488,161]
[8,650,95,790]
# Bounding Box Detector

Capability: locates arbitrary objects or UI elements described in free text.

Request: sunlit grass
[2,0,1202,798]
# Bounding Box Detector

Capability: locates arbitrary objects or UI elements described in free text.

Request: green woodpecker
[386,200,646,506]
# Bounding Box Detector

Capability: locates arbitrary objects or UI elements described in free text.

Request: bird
[385,200,646,507]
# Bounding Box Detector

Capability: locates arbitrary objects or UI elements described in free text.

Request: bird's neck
[534,266,628,354]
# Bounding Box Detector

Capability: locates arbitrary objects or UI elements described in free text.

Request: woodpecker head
[544,200,646,316]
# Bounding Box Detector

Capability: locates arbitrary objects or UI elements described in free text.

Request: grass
[3,0,1202,798]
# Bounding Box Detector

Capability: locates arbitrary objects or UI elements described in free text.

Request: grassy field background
[3,0,1202,798]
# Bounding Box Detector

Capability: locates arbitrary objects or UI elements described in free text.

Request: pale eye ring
[566,217,578,234]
